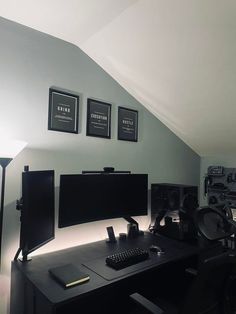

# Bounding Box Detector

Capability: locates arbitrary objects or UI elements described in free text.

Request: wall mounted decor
[48,88,79,133]
[118,107,138,142]
[86,98,111,139]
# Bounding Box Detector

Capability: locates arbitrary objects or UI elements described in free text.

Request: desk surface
[12,232,198,306]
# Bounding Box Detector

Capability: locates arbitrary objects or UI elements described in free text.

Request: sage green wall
[0,17,200,313]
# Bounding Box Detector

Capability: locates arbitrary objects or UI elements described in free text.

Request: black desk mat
[83,251,174,281]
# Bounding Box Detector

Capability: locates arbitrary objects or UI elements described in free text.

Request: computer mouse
[149,245,165,254]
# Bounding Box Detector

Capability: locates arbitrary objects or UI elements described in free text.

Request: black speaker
[151,183,198,215]
[151,183,199,241]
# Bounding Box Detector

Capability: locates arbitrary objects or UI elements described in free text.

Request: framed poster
[118,107,138,142]
[48,88,79,133]
[86,98,111,139]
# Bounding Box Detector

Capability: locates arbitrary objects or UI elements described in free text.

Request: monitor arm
[123,216,139,229]
[14,197,32,262]
[14,165,32,263]
[123,216,144,237]
[14,248,32,262]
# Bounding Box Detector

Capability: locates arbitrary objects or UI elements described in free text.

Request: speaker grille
[151,183,198,214]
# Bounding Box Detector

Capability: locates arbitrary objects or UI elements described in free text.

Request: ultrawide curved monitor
[58,173,148,228]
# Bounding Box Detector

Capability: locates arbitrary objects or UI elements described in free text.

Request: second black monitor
[20,170,55,256]
[58,173,148,228]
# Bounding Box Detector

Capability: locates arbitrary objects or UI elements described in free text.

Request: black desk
[10,232,199,314]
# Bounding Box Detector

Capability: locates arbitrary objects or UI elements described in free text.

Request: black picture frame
[118,107,138,142]
[48,88,79,134]
[86,99,111,139]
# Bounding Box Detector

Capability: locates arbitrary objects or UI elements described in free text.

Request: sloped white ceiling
[1,0,236,156]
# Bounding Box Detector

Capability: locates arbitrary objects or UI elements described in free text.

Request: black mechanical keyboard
[105,247,149,270]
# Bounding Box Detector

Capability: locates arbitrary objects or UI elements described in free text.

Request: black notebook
[49,263,90,288]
